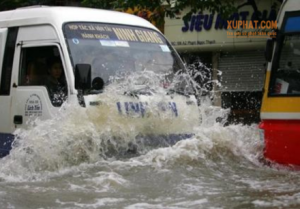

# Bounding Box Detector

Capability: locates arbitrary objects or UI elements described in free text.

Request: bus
[0,6,200,157]
[260,0,300,165]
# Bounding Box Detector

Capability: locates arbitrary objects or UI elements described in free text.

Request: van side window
[0,27,18,95]
[19,46,68,107]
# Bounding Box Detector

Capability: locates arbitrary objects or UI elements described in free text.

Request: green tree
[0,0,55,11]
[81,0,237,29]
[80,0,112,10]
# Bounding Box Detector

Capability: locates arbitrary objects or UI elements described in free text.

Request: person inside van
[45,57,67,106]
[24,61,38,85]
[23,57,48,86]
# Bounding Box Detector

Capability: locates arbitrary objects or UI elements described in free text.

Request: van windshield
[64,22,184,91]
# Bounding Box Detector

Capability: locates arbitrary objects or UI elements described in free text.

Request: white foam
[56,198,125,208]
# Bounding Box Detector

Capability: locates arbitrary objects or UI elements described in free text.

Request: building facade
[164,0,280,124]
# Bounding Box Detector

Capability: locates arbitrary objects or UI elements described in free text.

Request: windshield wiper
[124,86,155,97]
[167,89,190,97]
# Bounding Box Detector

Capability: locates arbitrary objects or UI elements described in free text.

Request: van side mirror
[75,64,91,90]
[265,39,274,62]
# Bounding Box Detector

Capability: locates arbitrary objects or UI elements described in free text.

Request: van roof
[0,6,158,31]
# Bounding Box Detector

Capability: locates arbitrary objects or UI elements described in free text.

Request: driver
[45,57,67,106]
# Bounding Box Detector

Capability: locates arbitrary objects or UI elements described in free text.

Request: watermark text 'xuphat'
[227,20,277,38]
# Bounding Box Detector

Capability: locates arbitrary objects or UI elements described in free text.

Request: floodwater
[1,73,300,209]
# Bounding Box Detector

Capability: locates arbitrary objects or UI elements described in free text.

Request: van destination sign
[65,23,164,44]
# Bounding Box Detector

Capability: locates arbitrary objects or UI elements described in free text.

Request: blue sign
[182,9,277,32]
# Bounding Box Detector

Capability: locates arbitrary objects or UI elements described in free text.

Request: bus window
[19,46,68,107]
[0,27,18,95]
[64,23,185,93]
[270,34,300,95]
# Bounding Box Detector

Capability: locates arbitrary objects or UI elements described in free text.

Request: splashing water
[1,68,300,209]
[0,70,203,180]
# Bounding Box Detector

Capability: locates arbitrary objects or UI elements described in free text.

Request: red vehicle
[260,0,300,165]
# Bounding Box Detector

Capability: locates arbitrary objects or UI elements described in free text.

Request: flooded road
[1,105,300,209]
[1,73,299,209]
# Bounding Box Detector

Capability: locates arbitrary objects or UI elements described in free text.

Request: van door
[0,28,18,156]
[11,43,68,130]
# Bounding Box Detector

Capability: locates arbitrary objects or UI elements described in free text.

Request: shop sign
[181,9,277,33]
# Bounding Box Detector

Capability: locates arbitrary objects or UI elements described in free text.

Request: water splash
[0,67,264,183]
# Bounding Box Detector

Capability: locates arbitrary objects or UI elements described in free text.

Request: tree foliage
[81,0,237,17]
[0,0,55,11]
[1,0,283,29]
[80,0,112,10]
[81,0,284,31]
[81,0,237,29]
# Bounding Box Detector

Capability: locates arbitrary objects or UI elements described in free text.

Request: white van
[0,6,200,157]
